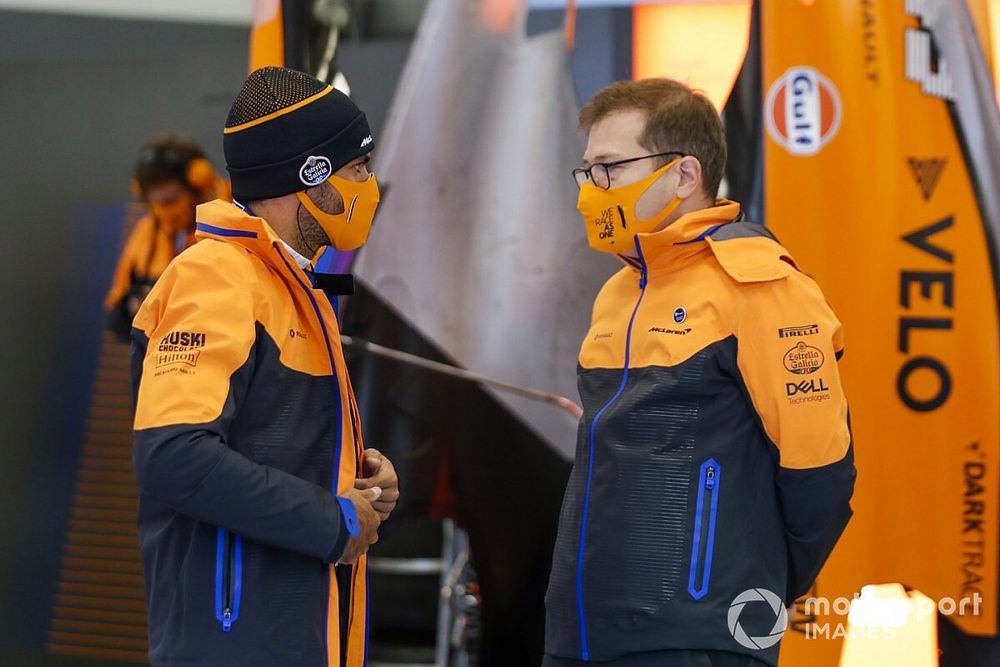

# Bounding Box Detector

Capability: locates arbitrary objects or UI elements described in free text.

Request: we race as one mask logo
[577,158,683,254]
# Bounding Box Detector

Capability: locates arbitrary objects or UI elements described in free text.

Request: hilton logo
[156,330,206,368]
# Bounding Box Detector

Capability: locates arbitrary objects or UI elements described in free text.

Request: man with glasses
[543,79,856,667]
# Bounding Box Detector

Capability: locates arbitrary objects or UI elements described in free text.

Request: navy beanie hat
[223,66,374,201]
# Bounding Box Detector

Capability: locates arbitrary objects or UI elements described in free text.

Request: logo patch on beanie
[299,155,332,187]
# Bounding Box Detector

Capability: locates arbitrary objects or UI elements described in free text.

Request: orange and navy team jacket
[131,199,370,667]
[545,200,856,666]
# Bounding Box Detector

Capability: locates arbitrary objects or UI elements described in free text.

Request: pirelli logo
[778,324,819,338]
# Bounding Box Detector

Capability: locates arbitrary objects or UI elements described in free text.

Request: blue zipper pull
[705,466,716,490]
[222,608,233,632]
[634,237,648,289]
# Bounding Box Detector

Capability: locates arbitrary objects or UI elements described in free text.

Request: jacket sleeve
[735,270,857,604]
[131,245,352,562]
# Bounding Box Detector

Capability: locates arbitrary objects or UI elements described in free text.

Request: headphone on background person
[130,136,220,200]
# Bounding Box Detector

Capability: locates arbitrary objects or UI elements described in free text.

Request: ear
[674,157,703,200]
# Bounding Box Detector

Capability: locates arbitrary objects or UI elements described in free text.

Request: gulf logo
[765,66,843,157]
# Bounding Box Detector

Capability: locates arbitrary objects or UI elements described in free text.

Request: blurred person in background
[104,134,229,340]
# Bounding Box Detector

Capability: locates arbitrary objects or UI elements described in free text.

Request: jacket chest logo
[652,306,693,337]
[156,330,206,369]
[783,342,825,375]
[649,326,691,336]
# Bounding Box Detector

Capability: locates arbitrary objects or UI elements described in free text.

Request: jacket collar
[196,199,358,298]
[195,198,330,288]
[621,199,742,274]
[195,199,286,258]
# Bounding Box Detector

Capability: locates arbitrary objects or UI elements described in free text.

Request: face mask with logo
[296,173,381,251]
[577,158,683,254]
[150,193,197,236]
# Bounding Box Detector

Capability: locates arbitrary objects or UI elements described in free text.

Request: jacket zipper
[275,246,352,657]
[687,458,721,600]
[275,245,344,495]
[348,395,362,462]
[575,239,648,660]
[215,528,243,632]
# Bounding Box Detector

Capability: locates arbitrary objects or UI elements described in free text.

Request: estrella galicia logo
[783,342,825,375]
[156,330,206,368]
[299,155,332,187]
[673,307,687,324]
[778,324,819,339]
[786,378,830,396]
[728,588,788,650]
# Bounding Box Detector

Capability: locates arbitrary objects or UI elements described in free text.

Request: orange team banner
[249,0,285,71]
[762,0,1000,664]
[632,2,752,111]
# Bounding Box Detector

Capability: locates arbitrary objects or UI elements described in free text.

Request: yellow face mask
[296,173,381,251]
[150,193,196,236]
[577,158,682,254]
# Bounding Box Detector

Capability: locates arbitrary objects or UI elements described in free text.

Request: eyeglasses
[572,151,685,190]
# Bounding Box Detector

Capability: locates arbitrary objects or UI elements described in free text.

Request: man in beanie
[131,66,399,666]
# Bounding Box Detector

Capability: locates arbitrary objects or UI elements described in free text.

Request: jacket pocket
[215,528,243,632]
[687,458,721,600]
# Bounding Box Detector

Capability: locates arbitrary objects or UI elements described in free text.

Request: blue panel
[1,205,128,648]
